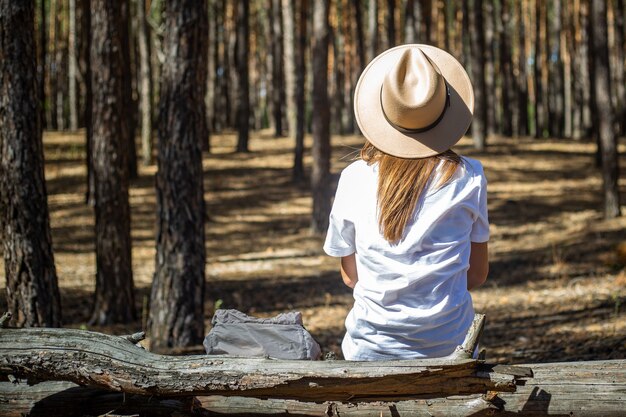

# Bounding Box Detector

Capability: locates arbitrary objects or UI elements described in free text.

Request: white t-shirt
[323,156,489,360]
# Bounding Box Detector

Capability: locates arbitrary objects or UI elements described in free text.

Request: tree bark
[136,0,153,165]
[533,0,543,137]
[207,0,218,138]
[283,0,296,136]
[612,0,626,135]
[214,0,229,132]
[37,0,46,130]
[352,0,366,69]
[468,0,486,150]
[81,0,95,206]
[514,0,529,137]
[573,0,592,139]
[283,0,297,148]
[270,0,285,137]
[5,359,626,417]
[235,0,250,152]
[120,1,138,179]
[311,0,332,234]
[591,0,621,218]
[421,0,432,43]
[483,0,495,136]
[54,0,66,131]
[227,1,237,128]
[0,0,62,328]
[404,0,417,43]
[549,0,565,138]
[499,0,513,137]
[386,0,396,48]
[89,0,136,325]
[46,0,57,129]
[150,0,207,352]
[68,0,79,131]
[563,0,574,138]
[0,327,528,402]
[367,0,378,62]
[331,2,345,134]
[293,0,308,182]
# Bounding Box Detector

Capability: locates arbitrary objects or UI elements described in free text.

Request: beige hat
[354,44,474,158]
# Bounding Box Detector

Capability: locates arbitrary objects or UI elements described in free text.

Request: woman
[324,44,489,361]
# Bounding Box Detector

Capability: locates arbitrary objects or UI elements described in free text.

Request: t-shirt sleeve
[470,167,490,243]
[323,171,356,257]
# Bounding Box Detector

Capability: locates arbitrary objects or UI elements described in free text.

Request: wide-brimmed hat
[354,44,474,158]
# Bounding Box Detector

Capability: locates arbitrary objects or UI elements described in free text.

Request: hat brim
[354,44,474,159]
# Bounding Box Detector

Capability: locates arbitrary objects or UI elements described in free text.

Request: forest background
[0,0,625,362]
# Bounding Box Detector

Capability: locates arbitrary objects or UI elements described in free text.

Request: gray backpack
[203,309,322,360]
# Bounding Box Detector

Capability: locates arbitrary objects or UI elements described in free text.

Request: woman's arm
[467,241,489,290]
[340,253,359,289]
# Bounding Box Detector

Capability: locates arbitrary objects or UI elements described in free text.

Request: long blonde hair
[361,141,461,244]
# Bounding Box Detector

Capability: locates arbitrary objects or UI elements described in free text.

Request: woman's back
[324,157,488,360]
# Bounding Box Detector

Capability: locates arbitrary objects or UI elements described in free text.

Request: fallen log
[0,324,528,402]
[1,360,624,416]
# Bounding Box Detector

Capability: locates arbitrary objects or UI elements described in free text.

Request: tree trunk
[81,0,94,206]
[563,0,574,138]
[468,0,486,150]
[214,0,228,132]
[120,1,138,179]
[386,0,396,48]
[0,0,62,328]
[5,358,626,417]
[270,0,285,137]
[54,0,66,131]
[136,0,153,165]
[46,0,57,129]
[148,0,163,124]
[549,0,564,138]
[514,0,529,137]
[227,1,238,128]
[0,326,528,402]
[342,0,355,133]
[612,0,626,134]
[235,0,250,152]
[533,0,544,137]
[281,0,296,139]
[367,0,378,62]
[150,0,207,352]
[483,0,495,136]
[591,0,621,218]
[421,0,432,43]
[331,3,345,134]
[573,0,592,139]
[499,0,513,137]
[37,0,46,130]
[68,0,79,131]
[404,0,417,43]
[89,0,136,325]
[311,0,332,234]
[250,3,269,130]
[205,0,217,149]
[540,0,550,137]
[352,0,366,69]
[293,0,307,182]
[283,0,296,141]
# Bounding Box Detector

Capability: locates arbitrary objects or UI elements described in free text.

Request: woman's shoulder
[459,156,485,175]
[457,156,487,183]
[339,159,375,183]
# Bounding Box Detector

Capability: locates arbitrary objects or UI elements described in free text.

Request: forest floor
[1,130,626,364]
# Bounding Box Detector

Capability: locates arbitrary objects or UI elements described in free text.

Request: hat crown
[380,48,448,131]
